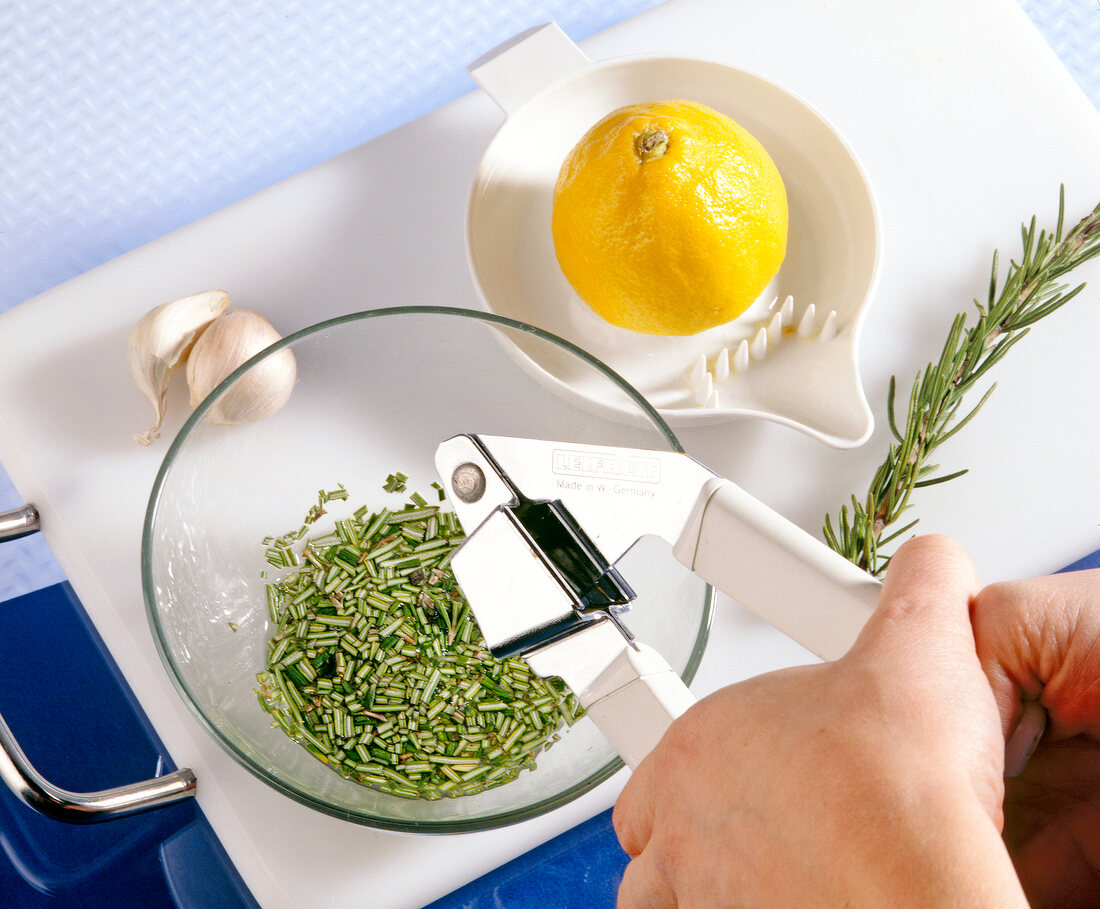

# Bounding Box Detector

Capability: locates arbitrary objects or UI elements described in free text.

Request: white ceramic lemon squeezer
[465,23,882,448]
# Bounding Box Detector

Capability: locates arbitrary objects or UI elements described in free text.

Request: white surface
[1,0,1099,906]
[467,24,880,445]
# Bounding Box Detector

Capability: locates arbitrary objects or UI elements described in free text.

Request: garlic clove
[185,310,296,425]
[129,290,231,445]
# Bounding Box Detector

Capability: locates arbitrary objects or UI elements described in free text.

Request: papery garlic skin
[185,309,296,425]
[129,290,231,445]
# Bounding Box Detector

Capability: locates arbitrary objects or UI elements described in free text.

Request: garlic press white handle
[670,478,1048,775]
[526,619,697,769]
[674,478,883,661]
[579,643,697,770]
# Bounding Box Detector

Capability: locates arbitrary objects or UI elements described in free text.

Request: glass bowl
[143,306,713,833]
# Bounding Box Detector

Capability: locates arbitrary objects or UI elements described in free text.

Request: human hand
[972,567,1100,909]
[613,535,1026,908]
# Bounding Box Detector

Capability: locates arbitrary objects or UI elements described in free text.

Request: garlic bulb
[185,310,296,425]
[129,290,231,445]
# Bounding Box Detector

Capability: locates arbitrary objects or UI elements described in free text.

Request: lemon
[551,100,788,336]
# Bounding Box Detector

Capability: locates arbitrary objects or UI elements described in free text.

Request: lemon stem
[633,128,669,162]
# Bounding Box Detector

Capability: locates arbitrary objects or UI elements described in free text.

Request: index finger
[973,568,1100,739]
[613,754,658,858]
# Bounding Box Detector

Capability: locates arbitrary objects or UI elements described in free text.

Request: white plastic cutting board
[1,1,1098,907]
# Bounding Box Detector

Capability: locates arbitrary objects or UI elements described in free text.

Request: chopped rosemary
[383,472,408,493]
[255,480,583,800]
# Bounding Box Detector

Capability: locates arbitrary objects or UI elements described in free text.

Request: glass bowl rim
[142,304,715,833]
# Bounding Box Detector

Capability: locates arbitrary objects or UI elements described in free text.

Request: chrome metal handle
[0,502,198,821]
[0,504,39,541]
[0,710,196,822]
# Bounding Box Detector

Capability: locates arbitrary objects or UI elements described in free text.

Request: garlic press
[434,434,882,768]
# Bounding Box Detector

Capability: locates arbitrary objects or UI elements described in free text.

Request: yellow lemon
[552,100,788,336]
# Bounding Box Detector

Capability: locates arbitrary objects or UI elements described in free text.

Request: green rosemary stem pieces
[256,483,583,800]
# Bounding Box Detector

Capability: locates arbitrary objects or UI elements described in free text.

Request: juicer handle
[577,642,697,771]
[468,22,590,116]
[673,478,882,662]
[0,504,197,822]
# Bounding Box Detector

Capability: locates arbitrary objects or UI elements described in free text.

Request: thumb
[846,535,1006,817]
[850,534,982,668]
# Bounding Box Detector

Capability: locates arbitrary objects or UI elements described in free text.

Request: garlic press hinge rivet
[452,463,487,503]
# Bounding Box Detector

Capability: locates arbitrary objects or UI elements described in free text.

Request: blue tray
[2,551,1096,908]
[0,582,259,909]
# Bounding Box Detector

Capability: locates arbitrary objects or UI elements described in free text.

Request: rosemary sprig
[825,188,1100,576]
